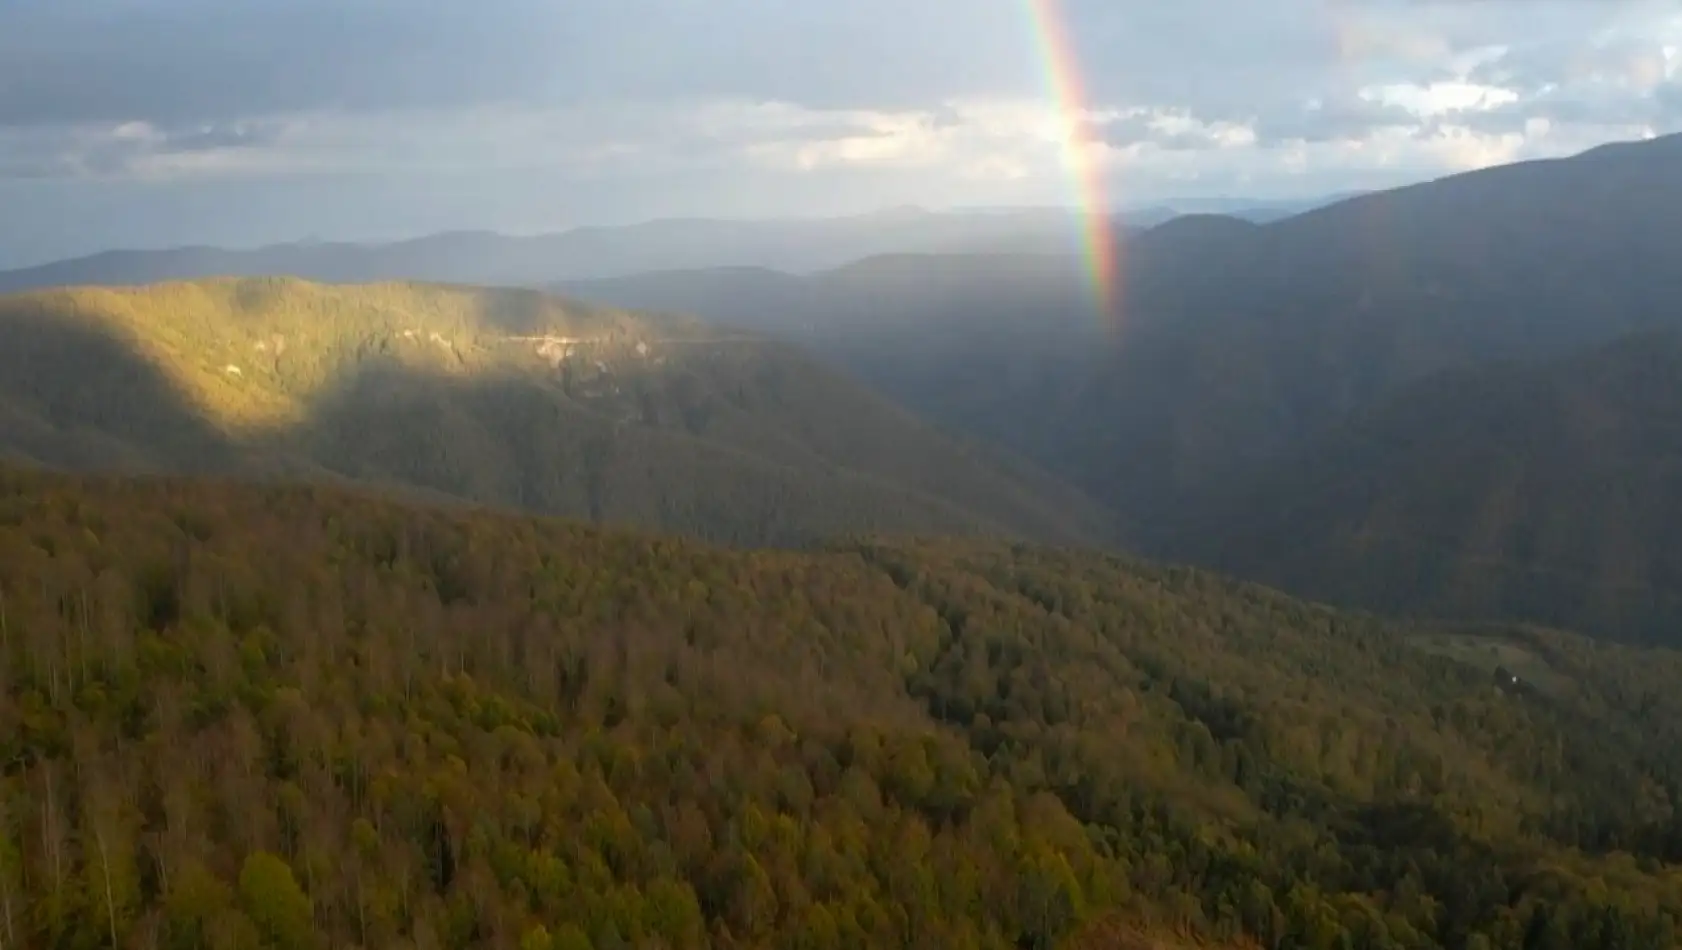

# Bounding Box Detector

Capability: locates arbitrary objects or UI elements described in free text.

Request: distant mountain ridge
[7,133,1681,645]
[562,132,1682,642]
[0,193,1359,292]
[565,132,1682,519]
[0,207,1089,291]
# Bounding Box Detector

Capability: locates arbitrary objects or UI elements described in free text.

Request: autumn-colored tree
[0,467,1677,949]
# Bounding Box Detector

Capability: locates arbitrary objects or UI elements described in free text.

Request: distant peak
[1575,129,1682,161]
[1141,213,1261,241]
[865,204,932,220]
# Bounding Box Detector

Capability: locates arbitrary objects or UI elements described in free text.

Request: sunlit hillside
[3,277,712,429]
[0,277,1117,548]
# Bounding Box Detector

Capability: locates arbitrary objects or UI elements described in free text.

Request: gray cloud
[160,122,285,154]
[1251,93,1424,145]
[0,0,1042,126]
[0,0,1676,262]
[1470,34,1671,93]
[1093,112,1237,152]
[1659,81,1682,118]
[0,119,288,179]
[0,0,1663,141]
[1443,89,1676,137]
[0,0,1572,130]
[0,0,590,125]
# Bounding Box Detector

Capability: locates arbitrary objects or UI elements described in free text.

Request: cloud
[1660,81,1682,117]
[3,0,1670,147]
[0,119,291,179]
[1252,93,1424,145]
[1097,111,1255,152]
[0,0,1045,127]
[0,0,1679,262]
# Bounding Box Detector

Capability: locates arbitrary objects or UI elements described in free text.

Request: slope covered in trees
[1167,331,1682,645]
[2,465,1682,948]
[563,133,1682,549]
[0,277,1113,548]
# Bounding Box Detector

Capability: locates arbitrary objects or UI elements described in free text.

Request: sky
[1,0,1678,266]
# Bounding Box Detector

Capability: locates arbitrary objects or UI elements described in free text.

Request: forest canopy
[0,466,1679,949]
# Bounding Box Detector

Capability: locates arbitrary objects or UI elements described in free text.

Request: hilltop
[0,277,1114,548]
[0,464,1677,947]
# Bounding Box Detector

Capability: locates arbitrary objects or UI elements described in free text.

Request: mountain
[0,207,1114,293]
[563,133,1682,555]
[1168,331,1682,645]
[3,463,1682,948]
[562,252,1110,482]
[1069,133,1682,522]
[0,189,1368,293]
[1133,191,1369,224]
[0,277,1115,548]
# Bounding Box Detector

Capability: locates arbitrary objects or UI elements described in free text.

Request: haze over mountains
[556,131,1682,642]
[2,132,1680,652]
[2,135,1681,648]
[0,207,1089,292]
[0,195,1355,293]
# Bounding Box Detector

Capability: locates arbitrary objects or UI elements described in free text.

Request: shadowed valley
[1169,331,1682,644]
[563,132,1682,642]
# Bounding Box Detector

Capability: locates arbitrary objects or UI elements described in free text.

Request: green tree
[239,852,316,950]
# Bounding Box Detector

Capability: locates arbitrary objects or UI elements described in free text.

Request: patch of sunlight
[19,276,702,434]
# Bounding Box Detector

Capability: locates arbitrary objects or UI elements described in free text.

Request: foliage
[0,466,1680,947]
[563,134,1682,645]
[1176,331,1682,644]
[0,277,1113,550]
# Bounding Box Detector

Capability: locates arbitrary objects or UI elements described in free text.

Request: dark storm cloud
[0,0,1675,262]
[0,0,1517,130]
[2,0,1664,158]
[0,0,1040,127]
[0,0,589,125]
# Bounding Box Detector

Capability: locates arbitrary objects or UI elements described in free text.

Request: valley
[562,131,1682,644]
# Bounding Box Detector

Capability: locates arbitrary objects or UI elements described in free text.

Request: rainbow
[1023,0,1121,321]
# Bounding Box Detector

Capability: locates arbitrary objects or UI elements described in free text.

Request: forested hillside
[1,466,1680,948]
[564,133,1682,550]
[0,277,1112,549]
[1168,331,1682,645]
